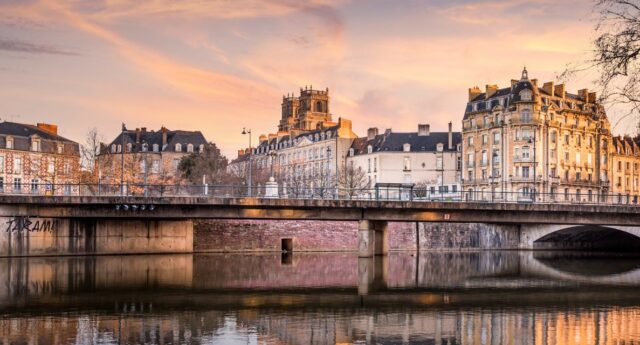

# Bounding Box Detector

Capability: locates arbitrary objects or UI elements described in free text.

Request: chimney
[542,81,554,95]
[135,128,141,143]
[531,79,538,87]
[578,88,589,103]
[554,84,566,98]
[485,85,498,98]
[367,127,378,140]
[384,128,392,136]
[141,127,147,134]
[418,124,430,136]
[448,122,453,150]
[511,79,518,87]
[259,134,268,144]
[237,149,245,157]
[468,86,482,101]
[36,123,58,135]
[161,126,168,147]
[588,92,597,104]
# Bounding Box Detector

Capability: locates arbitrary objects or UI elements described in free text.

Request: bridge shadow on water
[2,252,640,344]
[533,225,640,251]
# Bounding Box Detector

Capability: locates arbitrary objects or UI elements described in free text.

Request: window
[551,167,556,177]
[126,143,132,152]
[575,152,581,164]
[576,135,581,146]
[521,109,532,122]
[367,145,372,154]
[348,148,354,156]
[437,143,443,152]
[436,157,443,170]
[522,146,530,159]
[153,144,159,152]
[482,134,488,145]
[64,184,72,195]
[564,134,570,145]
[172,159,180,172]
[550,131,557,143]
[48,161,55,174]
[576,172,581,181]
[316,101,323,112]
[13,178,22,193]
[175,143,182,152]
[492,150,500,164]
[403,157,411,171]
[587,153,592,166]
[111,144,116,153]
[14,157,22,174]
[493,132,500,144]
[374,158,377,172]
[481,150,487,166]
[142,143,148,152]
[0,177,3,192]
[403,143,411,152]
[64,162,71,175]
[140,160,146,173]
[187,144,194,153]
[152,160,160,173]
[0,156,4,173]
[520,90,532,101]
[31,140,40,152]
[368,158,371,173]
[467,136,474,147]
[522,166,530,178]
[31,179,38,193]
[57,144,63,154]
[467,153,474,167]
[6,137,13,149]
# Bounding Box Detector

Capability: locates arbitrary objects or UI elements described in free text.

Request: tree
[562,0,640,130]
[178,142,231,185]
[337,162,369,199]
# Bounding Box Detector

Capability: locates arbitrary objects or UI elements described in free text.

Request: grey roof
[255,124,340,151]
[351,131,461,155]
[0,121,79,155]
[103,127,207,154]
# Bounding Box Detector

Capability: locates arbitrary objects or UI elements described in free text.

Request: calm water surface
[2,251,640,344]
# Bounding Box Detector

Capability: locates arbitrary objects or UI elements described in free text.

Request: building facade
[0,122,80,195]
[462,68,613,202]
[97,126,207,187]
[347,123,462,200]
[229,87,358,196]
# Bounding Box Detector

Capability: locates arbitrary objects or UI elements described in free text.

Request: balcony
[513,156,532,163]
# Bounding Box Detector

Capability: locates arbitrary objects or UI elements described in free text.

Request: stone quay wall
[194,220,520,252]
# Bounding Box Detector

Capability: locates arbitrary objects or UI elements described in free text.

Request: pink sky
[0,0,619,158]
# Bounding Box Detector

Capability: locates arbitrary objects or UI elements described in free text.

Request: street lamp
[528,127,537,202]
[242,128,252,196]
[121,123,126,196]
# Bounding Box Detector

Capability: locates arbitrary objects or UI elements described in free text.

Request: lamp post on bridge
[242,128,252,197]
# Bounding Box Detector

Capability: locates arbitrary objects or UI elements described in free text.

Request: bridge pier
[358,256,387,295]
[358,220,388,257]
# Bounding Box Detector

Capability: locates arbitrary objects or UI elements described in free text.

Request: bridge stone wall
[194,220,519,252]
[0,217,193,257]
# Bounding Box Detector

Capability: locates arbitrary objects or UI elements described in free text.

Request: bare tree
[80,128,103,182]
[337,162,369,199]
[562,0,640,131]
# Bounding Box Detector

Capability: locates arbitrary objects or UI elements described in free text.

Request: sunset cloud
[0,0,610,158]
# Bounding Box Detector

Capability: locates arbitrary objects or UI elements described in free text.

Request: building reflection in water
[1,252,640,344]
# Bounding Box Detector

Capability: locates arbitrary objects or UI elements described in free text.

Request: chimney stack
[238,149,245,157]
[468,86,482,101]
[542,81,554,95]
[135,128,141,143]
[418,124,430,136]
[161,126,168,147]
[367,127,378,141]
[485,85,498,99]
[37,123,58,135]
[554,84,566,98]
[448,122,453,149]
[578,89,589,103]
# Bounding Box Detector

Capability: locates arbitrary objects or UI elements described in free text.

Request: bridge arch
[520,224,640,250]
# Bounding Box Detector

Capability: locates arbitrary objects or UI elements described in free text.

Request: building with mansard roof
[0,121,80,195]
[462,67,614,202]
[347,123,462,200]
[97,126,208,186]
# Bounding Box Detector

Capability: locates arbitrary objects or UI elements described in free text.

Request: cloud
[0,38,79,55]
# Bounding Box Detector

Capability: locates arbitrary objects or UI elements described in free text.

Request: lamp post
[120,123,126,196]
[528,127,537,202]
[242,128,252,196]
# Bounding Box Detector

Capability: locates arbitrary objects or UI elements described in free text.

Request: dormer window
[187,144,194,153]
[31,138,40,152]
[199,144,204,152]
[57,145,63,154]
[6,137,13,149]
[111,144,116,153]
[175,143,182,152]
[437,143,444,152]
[367,145,373,154]
[152,144,159,152]
[126,143,132,152]
[403,143,411,152]
[142,143,148,152]
[117,144,122,153]
[520,90,532,101]
[349,148,354,156]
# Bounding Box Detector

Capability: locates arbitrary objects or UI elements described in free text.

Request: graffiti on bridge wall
[4,217,59,233]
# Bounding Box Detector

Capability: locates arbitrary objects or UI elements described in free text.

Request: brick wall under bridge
[194,220,640,254]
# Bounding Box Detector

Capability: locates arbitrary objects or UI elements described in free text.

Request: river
[1,251,640,344]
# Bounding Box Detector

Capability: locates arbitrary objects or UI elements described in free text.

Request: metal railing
[0,182,639,207]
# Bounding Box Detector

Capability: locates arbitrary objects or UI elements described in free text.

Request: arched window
[199,144,205,152]
[367,145,373,154]
[175,143,182,152]
[111,144,116,153]
[126,143,132,152]
[316,101,323,112]
[117,144,122,153]
[187,144,194,153]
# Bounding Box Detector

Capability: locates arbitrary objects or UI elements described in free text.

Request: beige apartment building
[462,68,613,202]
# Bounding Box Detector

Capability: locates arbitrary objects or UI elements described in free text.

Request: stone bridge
[2,195,640,256]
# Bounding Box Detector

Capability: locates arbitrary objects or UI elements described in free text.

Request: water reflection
[1,252,640,344]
